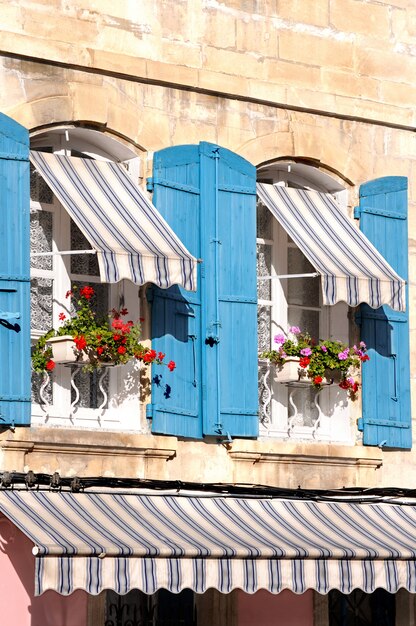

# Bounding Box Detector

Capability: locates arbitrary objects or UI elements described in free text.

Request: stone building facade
[0,1,416,625]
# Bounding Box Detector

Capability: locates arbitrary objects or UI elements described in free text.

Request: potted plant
[260,326,369,399]
[32,285,176,374]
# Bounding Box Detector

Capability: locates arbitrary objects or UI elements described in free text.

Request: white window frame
[258,168,354,445]
[30,132,144,432]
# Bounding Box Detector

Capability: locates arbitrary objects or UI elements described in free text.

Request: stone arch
[5,86,155,154]
[236,115,376,194]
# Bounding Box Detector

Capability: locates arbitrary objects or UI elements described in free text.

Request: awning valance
[30,152,197,291]
[2,490,416,596]
[256,184,405,311]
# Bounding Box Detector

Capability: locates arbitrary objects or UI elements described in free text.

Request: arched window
[30,127,144,431]
[257,160,353,444]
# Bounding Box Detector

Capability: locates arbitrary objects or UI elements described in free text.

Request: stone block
[171,119,217,146]
[198,68,249,96]
[203,10,236,49]
[92,49,147,78]
[236,15,278,57]
[147,59,199,86]
[392,7,416,42]
[159,39,201,68]
[70,82,109,124]
[355,46,416,84]
[266,58,321,89]
[275,0,329,27]
[278,31,354,71]
[320,68,379,101]
[203,45,267,80]
[21,7,99,43]
[330,0,390,38]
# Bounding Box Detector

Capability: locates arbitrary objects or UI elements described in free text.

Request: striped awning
[30,151,197,291]
[1,490,416,596]
[257,184,405,311]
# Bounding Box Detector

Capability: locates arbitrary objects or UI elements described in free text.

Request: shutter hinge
[146,177,154,192]
[353,206,360,219]
[146,404,154,420]
[0,310,20,322]
[357,417,363,431]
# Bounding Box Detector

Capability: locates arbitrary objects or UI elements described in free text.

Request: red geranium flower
[117,346,126,354]
[313,376,323,385]
[299,356,310,368]
[97,346,104,355]
[74,335,87,350]
[79,286,94,299]
[120,308,128,316]
[65,290,73,299]
[167,360,176,372]
[158,352,165,361]
[46,359,55,371]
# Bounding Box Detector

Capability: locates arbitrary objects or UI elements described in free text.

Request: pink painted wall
[0,514,88,626]
[237,589,314,626]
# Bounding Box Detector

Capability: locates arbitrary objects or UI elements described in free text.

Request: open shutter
[148,143,258,439]
[200,144,258,437]
[0,114,30,426]
[356,177,410,448]
[147,146,203,438]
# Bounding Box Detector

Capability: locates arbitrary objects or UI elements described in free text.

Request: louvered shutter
[0,114,30,426]
[148,143,258,438]
[356,177,410,448]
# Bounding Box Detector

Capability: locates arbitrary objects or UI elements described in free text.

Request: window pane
[257,198,272,239]
[258,304,271,352]
[288,386,319,427]
[30,163,53,204]
[328,589,395,626]
[31,369,53,405]
[31,277,53,332]
[72,368,109,409]
[70,220,100,276]
[287,247,320,307]
[30,208,53,271]
[257,243,271,301]
[288,307,319,341]
[72,281,109,321]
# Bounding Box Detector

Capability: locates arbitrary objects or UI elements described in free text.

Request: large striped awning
[30,151,197,291]
[257,184,405,311]
[1,490,416,596]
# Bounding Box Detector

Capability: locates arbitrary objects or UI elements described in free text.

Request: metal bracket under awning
[258,272,319,280]
[31,251,204,263]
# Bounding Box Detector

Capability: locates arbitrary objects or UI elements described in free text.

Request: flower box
[46,335,88,364]
[274,358,304,383]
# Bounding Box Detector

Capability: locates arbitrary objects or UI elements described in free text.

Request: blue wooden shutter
[148,143,258,439]
[0,114,31,426]
[200,143,258,437]
[147,145,203,438]
[356,177,410,448]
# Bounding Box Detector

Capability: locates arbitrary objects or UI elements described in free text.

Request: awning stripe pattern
[1,491,416,595]
[256,184,405,311]
[30,151,197,291]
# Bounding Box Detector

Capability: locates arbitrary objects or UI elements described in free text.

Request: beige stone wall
[1,2,416,490]
[1,0,416,127]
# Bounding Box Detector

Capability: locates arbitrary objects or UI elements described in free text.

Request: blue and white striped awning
[30,151,197,291]
[1,490,416,596]
[257,184,405,311]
